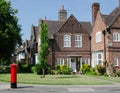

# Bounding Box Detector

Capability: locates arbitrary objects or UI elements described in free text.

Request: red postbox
[11,64,17,88]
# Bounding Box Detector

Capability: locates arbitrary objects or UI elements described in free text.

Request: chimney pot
[92,3,100,24]
[61,5,64,10]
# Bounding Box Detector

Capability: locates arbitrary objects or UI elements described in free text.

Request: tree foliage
[38,20,50,78]
[0,0,21,64]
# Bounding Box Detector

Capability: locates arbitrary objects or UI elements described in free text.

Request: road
[1,83,120,93]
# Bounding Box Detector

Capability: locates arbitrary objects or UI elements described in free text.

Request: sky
[8,0,119,41]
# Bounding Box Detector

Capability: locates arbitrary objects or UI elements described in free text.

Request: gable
[57,15,88,34]
[93,12,106,31]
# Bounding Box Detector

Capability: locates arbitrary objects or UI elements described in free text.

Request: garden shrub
[54,65,71,74]
[81,64,91,74]
[95,65,105,75]
[49,70,59,75]
[0,66,10,73]
[55,65,61,73]
[17,63,33,73]
[88,67,97,75]
[104,73,109,77]
[116,70,120,77]
[61,66,71,75]
[31,64,42,75]
[0,66,5,73]
[31,64,50,75]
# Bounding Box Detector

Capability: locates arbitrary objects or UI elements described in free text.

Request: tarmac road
[1,83,120,93]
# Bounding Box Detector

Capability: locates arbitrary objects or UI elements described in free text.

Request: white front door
[71,58,77,72]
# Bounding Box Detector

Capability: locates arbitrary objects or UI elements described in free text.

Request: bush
[49,70,59,75]
[55,65,61,74]
[104,73,109,77]
[0,66,5,73]
[55,65,71,75]
[31,64,42,75]
[17,63,33,73]
[81,64,91,74]
[31,64,50,75]
[0,66,10,73]
[61,66,71,75]
[116,70,120,77]
[95,65,105,75]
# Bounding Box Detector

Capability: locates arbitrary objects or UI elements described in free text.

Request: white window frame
[57,58,64,66]
[92,52,103,67]
[96,32,102,43]
[114,58,119,66]
[81,58,90,65]
[64,35,71,47]
[75,35,82,47]
[113,32,120,42]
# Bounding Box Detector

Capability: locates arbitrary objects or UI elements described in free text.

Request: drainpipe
[103,30,106,62]
[89,36,92,66]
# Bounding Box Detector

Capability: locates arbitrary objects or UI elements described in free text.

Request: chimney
[58,5,67,21]
[92,3,100,24]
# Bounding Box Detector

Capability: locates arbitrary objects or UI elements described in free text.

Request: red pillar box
[10,64,17,88]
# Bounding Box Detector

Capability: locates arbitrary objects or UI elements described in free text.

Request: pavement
[1,82,120,93]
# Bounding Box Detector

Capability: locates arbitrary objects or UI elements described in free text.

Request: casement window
[64,35,71,47]
[113,32,120,42]
[81,58,90,65]
[75,35,82,47]
[114,58,119,66]
[57,58,64,65]
[96,32,102,43]
[92,52,103,67]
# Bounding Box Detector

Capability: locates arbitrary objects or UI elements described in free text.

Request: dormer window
[96,32,102,43]
[64,35,71,47]
[113,32,120,42]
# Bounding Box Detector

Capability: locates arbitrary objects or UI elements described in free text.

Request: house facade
[91,3,120,72]
[29,6,92,73]
[16,2,120,73]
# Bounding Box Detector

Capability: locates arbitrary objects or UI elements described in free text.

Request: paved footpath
[0,82,10,90]
[1,82,120,93]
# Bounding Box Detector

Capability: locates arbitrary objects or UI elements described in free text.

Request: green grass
[0,73,119,85]
[94,75,120,83]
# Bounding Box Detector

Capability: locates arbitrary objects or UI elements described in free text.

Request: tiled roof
[102,7,120,27]
[34,16,92,40]
[80,22,92,34]
[43,20,65,39]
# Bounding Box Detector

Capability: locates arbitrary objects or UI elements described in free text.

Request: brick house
[19,2,120,73]
[30,5,92,73]
[15,40,31,64]
[91,3,120,73]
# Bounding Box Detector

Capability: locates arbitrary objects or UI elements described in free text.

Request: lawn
[0,73,119,85]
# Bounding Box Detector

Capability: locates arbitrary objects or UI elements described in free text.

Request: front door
[71,58,77,72]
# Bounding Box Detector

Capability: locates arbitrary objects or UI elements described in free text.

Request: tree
[0,0,22,65]
[38,20,50,78]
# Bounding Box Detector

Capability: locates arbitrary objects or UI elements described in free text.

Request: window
[113,32,120,42]
[114,58,119,66]
[57,58,64,65]
[75,35,82,47]
[64,35,71,47]
[81,58,90,65]
[92,52,103,67]
[96,32,102,43]
[98,54,102,65]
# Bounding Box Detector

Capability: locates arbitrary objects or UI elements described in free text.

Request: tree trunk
[42,69,45,78]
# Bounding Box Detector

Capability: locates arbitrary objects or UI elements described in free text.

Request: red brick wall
[91,12,106,51]
[48,15,91,67]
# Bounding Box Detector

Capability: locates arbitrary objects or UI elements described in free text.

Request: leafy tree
[38,20,50,78]
[0,0,22,65]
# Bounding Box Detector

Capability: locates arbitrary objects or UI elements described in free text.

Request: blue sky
[8,0,118,41]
